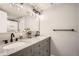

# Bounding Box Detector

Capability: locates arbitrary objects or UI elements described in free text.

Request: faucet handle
[15,38,18,41]
[3,40,8,44]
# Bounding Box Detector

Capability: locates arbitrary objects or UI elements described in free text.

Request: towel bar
[53,29,75,31]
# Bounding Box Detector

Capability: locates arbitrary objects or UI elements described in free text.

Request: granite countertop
[0,35,50,56]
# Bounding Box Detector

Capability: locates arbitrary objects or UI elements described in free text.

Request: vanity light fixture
[20,3,23,5]
[33,8,41,15]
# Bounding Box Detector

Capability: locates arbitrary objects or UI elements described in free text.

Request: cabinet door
[32,43,40,56]
[39,38,50,56]
[44,38,50,56]
[43,46,49,56]
[39,46,44,56]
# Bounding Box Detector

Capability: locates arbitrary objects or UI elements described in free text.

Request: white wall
[40,4,78,35]
[40,3,79,56]
[0,10,7,33]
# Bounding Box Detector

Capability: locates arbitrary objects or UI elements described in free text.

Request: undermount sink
[3,42,26,49]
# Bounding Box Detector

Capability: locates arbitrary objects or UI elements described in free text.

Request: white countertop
[0,35,50,56]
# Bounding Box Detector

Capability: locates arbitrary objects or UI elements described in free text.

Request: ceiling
[0,3,52,19]
[29,3,52,12]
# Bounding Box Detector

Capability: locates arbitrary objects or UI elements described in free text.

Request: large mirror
[18,13,40,33]
[0,3,40,33]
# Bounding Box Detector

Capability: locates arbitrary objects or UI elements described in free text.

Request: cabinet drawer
[40,39,49,47]
[9,46,32,56]
[21,47,32,56]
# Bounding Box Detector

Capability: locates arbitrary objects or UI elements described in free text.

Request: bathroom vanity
[0,36,51,56]
[9,36,50,56]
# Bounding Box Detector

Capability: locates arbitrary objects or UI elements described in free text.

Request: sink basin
[3,42,26,49]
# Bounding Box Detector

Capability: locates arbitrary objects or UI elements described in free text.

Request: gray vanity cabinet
[9,37,50,56]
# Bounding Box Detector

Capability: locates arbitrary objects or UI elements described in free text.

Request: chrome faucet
[10,33,15,42]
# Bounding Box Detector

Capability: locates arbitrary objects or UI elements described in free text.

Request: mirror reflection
[0,3,40,33]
